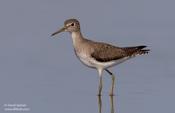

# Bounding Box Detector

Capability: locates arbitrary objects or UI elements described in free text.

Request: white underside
[71,32,135,76]
[76,51,132,70]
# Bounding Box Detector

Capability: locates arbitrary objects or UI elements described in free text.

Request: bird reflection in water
[97,96,116,113]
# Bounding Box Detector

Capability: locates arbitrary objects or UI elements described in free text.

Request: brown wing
[91,42,149,62]
[122,45,150,56]
[91,42,127,62]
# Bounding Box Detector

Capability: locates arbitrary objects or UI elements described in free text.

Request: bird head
[51,18,80,36]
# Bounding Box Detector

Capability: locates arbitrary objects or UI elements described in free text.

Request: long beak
[51,26,66,36]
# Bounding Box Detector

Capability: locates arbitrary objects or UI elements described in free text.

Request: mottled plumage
[91,42,125,62]
[51,18,150,96]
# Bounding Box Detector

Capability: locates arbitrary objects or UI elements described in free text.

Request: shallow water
[0,0,175,113]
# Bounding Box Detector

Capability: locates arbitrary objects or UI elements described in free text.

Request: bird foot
[109,93,115,96]
[97,94,102,96]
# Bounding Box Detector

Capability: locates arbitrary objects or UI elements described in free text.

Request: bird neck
[71,31,85,47]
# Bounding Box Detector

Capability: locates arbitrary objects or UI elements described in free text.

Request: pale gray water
[0,0,175,113]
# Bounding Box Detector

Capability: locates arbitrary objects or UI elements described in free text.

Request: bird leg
[98,76,103,96]
[97,95,102,113]
[105,69,115,96]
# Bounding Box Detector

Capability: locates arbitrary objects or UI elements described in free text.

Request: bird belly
[75,51,133,69]
[90,56,132,69]
[75,51,96,68]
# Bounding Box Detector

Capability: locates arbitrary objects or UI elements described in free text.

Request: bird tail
[123,45,150,56]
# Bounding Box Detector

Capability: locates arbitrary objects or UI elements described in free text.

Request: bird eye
[71,23,74,26]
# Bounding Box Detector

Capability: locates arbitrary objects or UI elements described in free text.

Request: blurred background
[0,0,174,113]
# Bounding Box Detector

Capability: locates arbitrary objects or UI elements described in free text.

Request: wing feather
[91,42,149,62]
[91,42,126,62]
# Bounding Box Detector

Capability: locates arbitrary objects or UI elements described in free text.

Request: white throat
[71,32,77,46]
[71,32,83,47]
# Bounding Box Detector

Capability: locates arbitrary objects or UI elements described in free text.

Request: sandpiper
[51,18,149,96]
